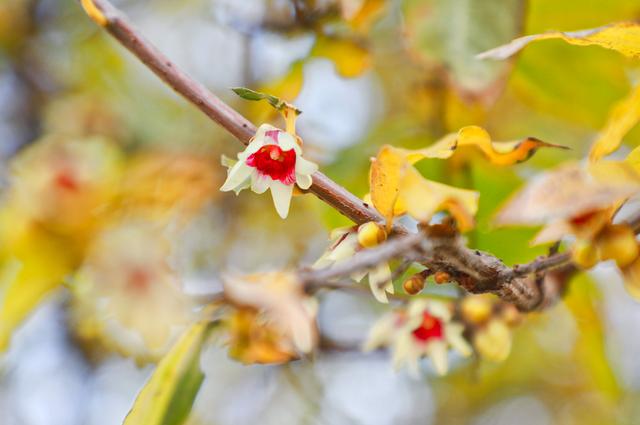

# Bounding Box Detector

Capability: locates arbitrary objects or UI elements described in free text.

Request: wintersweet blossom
[313,225,394,303]
[364,299,471,376]
[220,124,318,218]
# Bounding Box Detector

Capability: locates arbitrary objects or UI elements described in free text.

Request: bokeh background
[1,0,640,424]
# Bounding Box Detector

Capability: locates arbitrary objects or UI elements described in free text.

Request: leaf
[402,0,525,97]
[124,320,216,425]
[0,212,80,351]
[399,166,479,232]
[398,126,568,166]
[478,21,640,61]
[370,145,479,231]
[231,87,301,115]
[311,36,371,78]
[590,84,640,162]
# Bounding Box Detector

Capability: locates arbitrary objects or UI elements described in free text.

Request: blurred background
[1,0,640,424]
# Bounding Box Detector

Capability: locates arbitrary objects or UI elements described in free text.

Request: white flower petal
[254,123,279,141]
[296,173,313,190]
[221,162,253,193]
[327,233,358,262]
[426,340,449,375]
[445,323,472,357]
[351,269,368,282]
[251,174,270,194]
[426,300,452,322]
[270,180,294,218]
[363,314,395,352]
[368,262,392,303]
[277,131,301,154]
[296,156,319,175]
[238,138,265,161]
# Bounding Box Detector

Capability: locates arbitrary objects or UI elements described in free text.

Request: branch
[79,0,618,312]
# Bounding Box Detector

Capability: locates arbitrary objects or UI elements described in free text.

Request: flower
[220,124,318,218]
[72,220,195,359]
[222,271,318,355]
[364,299,471,376]
[313,224,394,303]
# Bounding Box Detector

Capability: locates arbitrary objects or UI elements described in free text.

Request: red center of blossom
[411,312,443,343]
[53,170,80,192]
[246,144,296,185]
[127,267,152,293]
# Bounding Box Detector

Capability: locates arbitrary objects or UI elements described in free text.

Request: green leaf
[231,87,301,115]
[124,320,217,425]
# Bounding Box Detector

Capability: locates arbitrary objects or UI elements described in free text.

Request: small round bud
[572,240,598,269]
[461,296,493,325]
[434,271,451,284]
[596,225,639,268]
[500,304,522,327]
[403,273,426,295]
[357,222,387,248]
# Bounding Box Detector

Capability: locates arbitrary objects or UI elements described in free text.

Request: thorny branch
[81,0,639,311]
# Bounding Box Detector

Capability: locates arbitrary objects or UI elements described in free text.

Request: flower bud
[403,273,426,295]
[500,304,522,327]
[434,271,451,284]
[474,319,511,363]
[596,225,639,268]
[571,240,598,269]
[460,296,493,325]
[357,222,387,248]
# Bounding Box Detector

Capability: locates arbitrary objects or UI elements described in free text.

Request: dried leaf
[478,21,640,60]
[496,161,640,226]
[231,87,301,115]
[398,126,567,166]
[590,84,640,162]
[369,145,406,229]
[124,320,216,425]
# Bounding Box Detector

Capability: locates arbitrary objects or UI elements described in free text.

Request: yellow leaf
[340,0,386,32]
[311,36,371,78]
[590,84,640,162]
[124,320,215,425]
[0,212,80,350]
[398,126,567,166]
[370,145,479,231]
[399,166,479,232]
[370,145,406,230]
[478,21,640,60]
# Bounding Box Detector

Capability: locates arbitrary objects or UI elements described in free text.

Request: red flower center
[127,267,152,293]
[53,169,80,192]
[246,144,296,185]
[411,311,444,343]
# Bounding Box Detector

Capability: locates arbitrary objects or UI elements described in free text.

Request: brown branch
[80,0,616,312]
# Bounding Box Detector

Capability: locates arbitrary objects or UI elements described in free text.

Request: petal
[254,123,279,141]
[296,173,313,190]
[368,262,392,303]
[277,131,301,154]
[426,340,449,375]
[426,300,452,322]
[270,180,294,218]
[362,314,395,351]
[238,138,265,161]
[445,323,472,357]
[221,163,253,192]
[296,156,319,175]
[251,174,270,194]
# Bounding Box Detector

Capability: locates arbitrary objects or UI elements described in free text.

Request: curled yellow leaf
[398,126,566,166]
[370,145,479,231]
[590,84,640,162]
[478,21,640,60]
